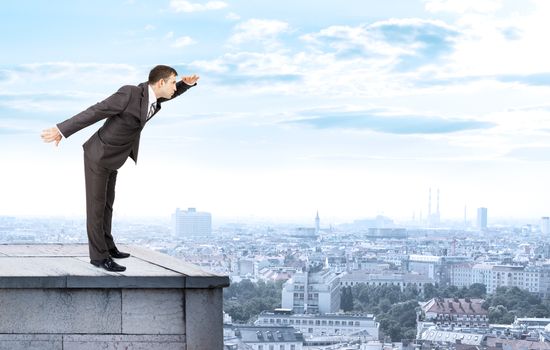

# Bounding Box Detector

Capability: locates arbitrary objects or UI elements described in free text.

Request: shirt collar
[147,84,157,107]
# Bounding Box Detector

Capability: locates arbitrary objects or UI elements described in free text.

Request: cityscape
[2,0,550,349]
[3,194,550,349]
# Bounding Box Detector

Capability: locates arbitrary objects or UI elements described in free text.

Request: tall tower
[315,211,320,233]
[477,207,488,231]
[428,188,432,220]
[542,217,550,235]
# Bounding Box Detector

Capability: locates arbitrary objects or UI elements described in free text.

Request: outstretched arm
[158,74,200,103]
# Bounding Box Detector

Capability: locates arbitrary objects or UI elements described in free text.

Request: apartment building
[255,311,379,339]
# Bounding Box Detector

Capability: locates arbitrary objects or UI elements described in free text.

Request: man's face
[159,74,177,99]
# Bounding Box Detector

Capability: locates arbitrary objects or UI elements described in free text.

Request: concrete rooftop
[0,244,229,289]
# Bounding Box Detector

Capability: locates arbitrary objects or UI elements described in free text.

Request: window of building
[291,346,296,350]
[309,320,314,325]
[355,321,360,326]
[258,346,263,350]
[269,345,274,350]
[329,321,333,325]
[280,346,285,350]
[322,320,327,325]
[290,320,294,324]
[308,328,313,333]
[270,319,275,324]
[335,321,340,326]
[315,320,320,325]
[276,319,281,324]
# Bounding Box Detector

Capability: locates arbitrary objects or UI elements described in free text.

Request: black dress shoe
[109,247,130,259]
[90,258,126,272]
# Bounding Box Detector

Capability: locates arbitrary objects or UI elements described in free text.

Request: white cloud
[165,31,174,39]
[436,0,550,76]
[226,12,240,21]
[424,0,502,14]
[229,19,290,45]
[170,0,227,13]
[171,36,195,48]
[144,24,155,31]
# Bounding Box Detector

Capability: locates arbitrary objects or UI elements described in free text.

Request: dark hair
[148,65,178,84]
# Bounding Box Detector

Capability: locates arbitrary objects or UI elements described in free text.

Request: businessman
[41,65,199,272]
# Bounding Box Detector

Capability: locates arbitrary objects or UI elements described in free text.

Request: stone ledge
[0,334,186,350]
[0,244,229,289]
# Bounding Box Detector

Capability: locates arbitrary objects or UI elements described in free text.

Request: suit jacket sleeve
[157,81,195,104]
[56,85,133,138]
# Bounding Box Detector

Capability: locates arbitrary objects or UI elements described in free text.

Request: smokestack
[428,188,432,218]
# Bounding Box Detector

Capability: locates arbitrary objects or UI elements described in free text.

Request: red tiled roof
[423,298,487,315]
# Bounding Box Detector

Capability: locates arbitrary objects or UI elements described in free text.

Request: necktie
[147,102,156,120]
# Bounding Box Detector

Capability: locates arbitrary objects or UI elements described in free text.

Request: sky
[1,0,550,224]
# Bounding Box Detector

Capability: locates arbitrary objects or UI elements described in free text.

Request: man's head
[148,65,178,99]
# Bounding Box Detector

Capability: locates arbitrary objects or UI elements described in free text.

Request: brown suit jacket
[57,81,193,169]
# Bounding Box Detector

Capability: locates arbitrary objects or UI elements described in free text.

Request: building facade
[233,326,304,350]
[451,263,550,296]
[255,311,379,339]
[421,298,489,328]
[172,207,212,237]
[281,268,340,314]
[339,271,434,293]
[477,207,488,231]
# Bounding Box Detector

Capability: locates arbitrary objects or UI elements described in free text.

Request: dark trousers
[84,154,118,260]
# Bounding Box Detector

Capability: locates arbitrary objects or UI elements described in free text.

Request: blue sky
[1,0,550,223]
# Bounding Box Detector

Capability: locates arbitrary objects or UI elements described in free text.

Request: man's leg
[103,169,117,251]
[84,155,113,261]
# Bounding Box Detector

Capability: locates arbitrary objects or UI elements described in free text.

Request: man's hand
[182,74,200,86]
[41,127,63,147]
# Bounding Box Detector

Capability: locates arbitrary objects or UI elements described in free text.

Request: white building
[172,207,212,237]
[420,298,489,328]
[451,263,544,294]
[477,207,488,231]
[339,271,434,293]
[255,311,379,339]
[281,268,340,314]
[542,217,550,235]
[234,326,304,350]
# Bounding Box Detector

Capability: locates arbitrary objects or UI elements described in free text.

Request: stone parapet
[0,244,229,350]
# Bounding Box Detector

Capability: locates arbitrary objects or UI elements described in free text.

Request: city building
[281,267,340,314]
[315,211,320,234]
[477,208,488,231]
[542,217,550,235]
[255,310,379,339]
[407,255,471,286]
[172,207,212,237]
[451,263,550,296]
[339,271,434,293]
[419,327,487,347]
[420,298,489,328]
[232,326,304,350]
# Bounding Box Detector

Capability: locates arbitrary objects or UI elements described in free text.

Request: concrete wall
[0,288,223,349]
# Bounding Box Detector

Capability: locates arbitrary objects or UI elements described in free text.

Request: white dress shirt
[147,84,158,119]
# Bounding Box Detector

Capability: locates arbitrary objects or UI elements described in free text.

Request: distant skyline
[1,0,550,221]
